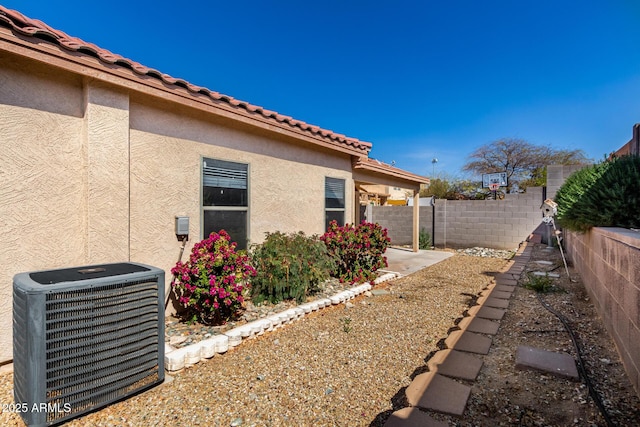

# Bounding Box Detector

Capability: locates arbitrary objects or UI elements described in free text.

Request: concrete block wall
[370,187,544,250]
[366,205,433,247]
[565,228,640,396]
[546,164,585,200]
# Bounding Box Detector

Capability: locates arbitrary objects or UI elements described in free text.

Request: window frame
[201,157,250,249]
[325,176,346,229]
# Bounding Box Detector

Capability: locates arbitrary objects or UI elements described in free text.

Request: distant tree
[419,176,488,200]
[419,177,453,199]
[462,138,590,190]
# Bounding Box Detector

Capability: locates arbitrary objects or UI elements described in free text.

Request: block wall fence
[369,186,545,250]
[565,228,640,396]
[548,164,640,396]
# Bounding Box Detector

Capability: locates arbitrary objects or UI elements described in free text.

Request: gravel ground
[1,246,638,426]
[0,253,505,426]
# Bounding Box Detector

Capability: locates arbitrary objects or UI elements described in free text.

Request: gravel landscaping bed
[0,253,505,426]
[165,278,358,349]
[0,245,638,426]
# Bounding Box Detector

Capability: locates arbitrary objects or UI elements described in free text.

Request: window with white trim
[325,177,345,230]
[202,158,248,250]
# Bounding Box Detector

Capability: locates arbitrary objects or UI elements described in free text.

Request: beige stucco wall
[85,83,131,263]
[1,52,354,362]
[128,100,354,302]
[0,54,86,362]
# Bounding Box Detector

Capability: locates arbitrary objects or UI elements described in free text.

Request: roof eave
[352,157,429,187]
[0,11,371,157]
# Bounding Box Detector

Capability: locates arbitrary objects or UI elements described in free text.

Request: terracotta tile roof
[0,6,371,154]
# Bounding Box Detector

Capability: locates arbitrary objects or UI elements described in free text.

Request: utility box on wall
[13,262,165,426]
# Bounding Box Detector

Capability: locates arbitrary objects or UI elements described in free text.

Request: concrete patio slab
[384,407,448,427]
[405,372,471,416]
[428,349,484,381]
[458,316,500,335]
[515,345,579,380]
[467,305,506,320]
[445,330,492,354]
[382,247,454,276]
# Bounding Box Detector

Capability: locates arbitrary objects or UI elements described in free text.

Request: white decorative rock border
[164,277,391,371]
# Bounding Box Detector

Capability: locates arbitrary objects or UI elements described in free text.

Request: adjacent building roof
[0,6,371,155]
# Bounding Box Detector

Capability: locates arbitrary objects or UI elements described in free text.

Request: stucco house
[0,7,427,363]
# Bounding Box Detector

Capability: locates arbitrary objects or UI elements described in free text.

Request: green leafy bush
[525,273,561,293]
[419,227,432,249]
[555,155,640,231]
[250,231,335,304]
[321,221,390,284]
[171,230,256,325]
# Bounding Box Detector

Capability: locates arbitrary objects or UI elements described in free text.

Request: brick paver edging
[384,240,533,424]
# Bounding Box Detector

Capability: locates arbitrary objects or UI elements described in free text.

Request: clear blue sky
[4,1,640,178]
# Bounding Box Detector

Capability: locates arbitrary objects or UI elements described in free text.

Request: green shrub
[171,230,255,325]
[419,227,432,249]
[321,221,390,284]
[525,273,559,293]
[555,155,640,231]
[250,231,335,304]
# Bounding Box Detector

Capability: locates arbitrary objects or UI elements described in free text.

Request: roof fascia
[352,157,429,190]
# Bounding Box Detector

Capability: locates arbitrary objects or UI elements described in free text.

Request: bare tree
[463,138,590,190]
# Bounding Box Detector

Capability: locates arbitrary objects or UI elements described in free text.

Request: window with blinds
[325,177,345,230]
[202,158,248,250]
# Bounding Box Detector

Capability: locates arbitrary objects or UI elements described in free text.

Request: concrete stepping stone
[534,260,553,266]
[384,407,448,427]
[445,330,492,354]
[468,305,506,320]
[458,316,500,335]
[428,349,484,381]
[371,289,390,296]
[405,372,471,416]
[516,346,579,380]
[478,296,510,309]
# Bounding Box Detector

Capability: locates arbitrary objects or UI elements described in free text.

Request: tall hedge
[555,155,640,231]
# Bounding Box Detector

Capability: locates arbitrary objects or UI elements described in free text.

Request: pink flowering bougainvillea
[320,220,390,284]
[171,230,256,324]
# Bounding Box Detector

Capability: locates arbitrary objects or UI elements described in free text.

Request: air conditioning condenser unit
[13,262,165,426]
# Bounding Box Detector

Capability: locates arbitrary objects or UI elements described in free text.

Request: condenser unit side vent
[13,263,165,427]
